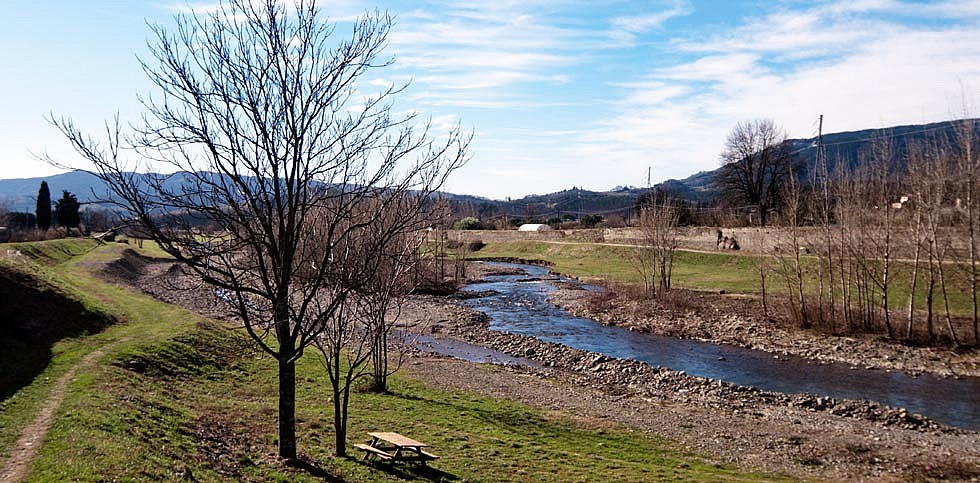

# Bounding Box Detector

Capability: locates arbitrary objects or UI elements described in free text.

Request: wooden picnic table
[354,432,440,464]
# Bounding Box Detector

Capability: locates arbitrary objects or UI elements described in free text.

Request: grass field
[1,239,778,481]
[471,240,977,318]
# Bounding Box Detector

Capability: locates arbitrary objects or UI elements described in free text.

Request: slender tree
[49,0,468,460]
[952,118,979,344]
[630,190,680,296]
[36,181,51,230]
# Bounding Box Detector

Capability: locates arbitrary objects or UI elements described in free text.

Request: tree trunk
[927,248,936,343]
[278,357,297,460]
[968,172,979,344]
[333,384,346,457]
[881,210,893,339]
[935,247,960,346]
[906,212,923,339]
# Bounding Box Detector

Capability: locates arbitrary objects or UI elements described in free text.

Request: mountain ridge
[1,118,975,218]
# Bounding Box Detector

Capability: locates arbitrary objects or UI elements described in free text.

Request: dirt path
[0,341,120,483]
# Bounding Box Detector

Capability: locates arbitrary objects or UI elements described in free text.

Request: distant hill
[0,171,107,212]
[2,118,975,219]
[0,171,646,223]
[0,171,213,213]
[661,118,978,202]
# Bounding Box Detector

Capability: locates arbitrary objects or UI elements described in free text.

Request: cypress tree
[36,181,51,229]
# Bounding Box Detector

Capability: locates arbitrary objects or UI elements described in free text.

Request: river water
[461,262,980,430]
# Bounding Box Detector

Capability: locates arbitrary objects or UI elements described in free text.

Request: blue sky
[2,0,979,199]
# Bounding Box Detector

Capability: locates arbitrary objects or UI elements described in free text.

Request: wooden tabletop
[368,432,427,448]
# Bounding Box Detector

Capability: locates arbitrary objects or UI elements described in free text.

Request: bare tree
[907,139,958,344]
[952,118,980,344]
[772,171,810,329]
[49,0,468,460]
[630,191,680,296]
[365,237,418,395]
[0,198,9,226]
[312,199,429,457]
[715,119,797,227]
[831,137,900,338]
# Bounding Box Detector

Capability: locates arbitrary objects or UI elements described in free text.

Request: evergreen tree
[36,181,51,229]
[54,190,80,232]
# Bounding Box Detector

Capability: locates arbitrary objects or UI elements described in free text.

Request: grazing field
[1,240,775,481]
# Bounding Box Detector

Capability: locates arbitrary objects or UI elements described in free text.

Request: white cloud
[610,0,691,36]
[567,1,980,188]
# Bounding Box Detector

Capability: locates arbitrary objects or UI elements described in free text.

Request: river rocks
[407,290,953,434]
[548,284,980,379]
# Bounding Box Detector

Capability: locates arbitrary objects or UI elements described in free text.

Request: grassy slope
[0,239,117,465]
[1,239,778,482]
[472,240,975,317]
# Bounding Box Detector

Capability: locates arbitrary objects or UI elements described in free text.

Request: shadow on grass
[285,457,345,482]
[0,264,114,400]
[357,457,460,482]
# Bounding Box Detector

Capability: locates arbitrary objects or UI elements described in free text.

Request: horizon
[1,1,979,199]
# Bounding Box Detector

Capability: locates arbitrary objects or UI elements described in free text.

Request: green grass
[0,238,117,465]
[2,239,781,481]
[471,240,977,317]
[473,241,761,293]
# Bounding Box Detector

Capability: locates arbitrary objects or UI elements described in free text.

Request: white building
[517,223,552,232]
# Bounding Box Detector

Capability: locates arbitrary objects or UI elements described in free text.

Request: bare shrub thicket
[628,193,680,297]
[308,197,433,455]
[763,119,979,346]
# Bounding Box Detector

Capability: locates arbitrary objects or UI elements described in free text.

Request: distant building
[517,223,552,232]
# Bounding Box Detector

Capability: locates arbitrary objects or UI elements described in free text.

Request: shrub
[452,216,484,230]
[580,214,603,228]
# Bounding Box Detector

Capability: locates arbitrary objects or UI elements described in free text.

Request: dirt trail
[0,341,120,483]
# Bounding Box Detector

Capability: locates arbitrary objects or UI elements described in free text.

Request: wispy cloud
[565,0,980,187]
[609,0,691,44]
[134,0,980,199]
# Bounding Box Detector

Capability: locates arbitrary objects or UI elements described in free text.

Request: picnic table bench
[354,432,440,464]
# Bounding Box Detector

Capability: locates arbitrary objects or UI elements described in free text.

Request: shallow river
[462,262,980,430]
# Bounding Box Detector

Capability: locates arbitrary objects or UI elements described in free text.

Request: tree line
[633,117,979,347]
[0,180,87,241]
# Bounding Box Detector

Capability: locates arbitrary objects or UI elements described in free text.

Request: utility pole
[817,114,836,329]
[818,114,828,202]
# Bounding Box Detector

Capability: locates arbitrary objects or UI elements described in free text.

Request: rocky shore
[550,284,980,379]
[406,294,945,432]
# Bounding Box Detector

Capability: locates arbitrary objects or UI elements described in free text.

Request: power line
[787,119,977,156]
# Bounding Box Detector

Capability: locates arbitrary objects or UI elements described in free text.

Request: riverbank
[399,292,980,481]
[548,281,980,379]
[464,257,980,378]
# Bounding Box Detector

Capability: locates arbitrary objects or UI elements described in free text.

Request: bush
[452,216,484,230]
[468,239,486,252]
[580,214,603,228]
